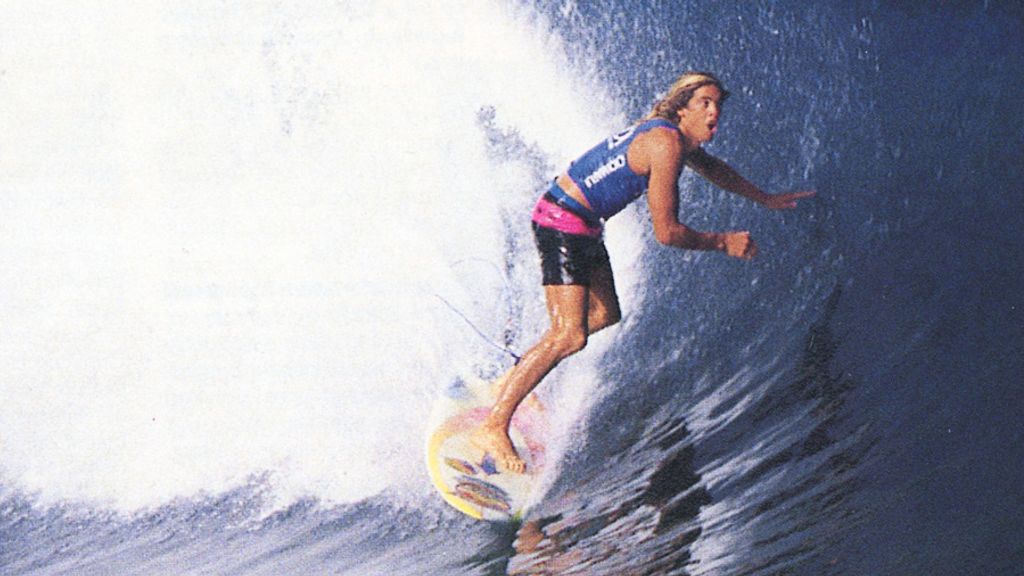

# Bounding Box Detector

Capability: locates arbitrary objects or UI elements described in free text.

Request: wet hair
[643,71,730,123]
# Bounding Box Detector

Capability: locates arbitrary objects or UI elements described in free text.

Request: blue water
[2,1,1022,575]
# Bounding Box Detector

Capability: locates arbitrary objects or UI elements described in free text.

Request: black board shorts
[532,222,611,286]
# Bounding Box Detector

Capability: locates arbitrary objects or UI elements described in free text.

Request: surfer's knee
[545,326,588,359]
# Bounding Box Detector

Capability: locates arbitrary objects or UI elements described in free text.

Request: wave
[2,1,1022,574]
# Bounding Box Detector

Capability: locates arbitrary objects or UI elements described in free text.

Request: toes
[504,456,526,474]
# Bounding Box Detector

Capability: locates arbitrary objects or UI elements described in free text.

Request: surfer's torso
[566,118,681,219]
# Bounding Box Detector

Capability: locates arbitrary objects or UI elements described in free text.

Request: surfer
[471,72,815,473]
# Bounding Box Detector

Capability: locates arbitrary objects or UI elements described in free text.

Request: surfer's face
[676,84,724,144]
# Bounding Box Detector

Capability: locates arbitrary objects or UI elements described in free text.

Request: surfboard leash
[432,293,522,365]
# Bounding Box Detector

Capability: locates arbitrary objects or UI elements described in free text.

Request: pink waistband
[531,196,603,237]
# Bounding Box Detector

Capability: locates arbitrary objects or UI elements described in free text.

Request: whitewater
[1,0,618,511]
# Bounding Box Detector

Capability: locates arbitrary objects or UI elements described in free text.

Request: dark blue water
[2,1,1022,574]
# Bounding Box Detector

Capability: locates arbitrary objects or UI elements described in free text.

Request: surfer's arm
[685,148,815,210]
[644,132,754,258]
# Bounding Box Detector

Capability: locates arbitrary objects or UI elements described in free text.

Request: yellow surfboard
[425,373,547,521]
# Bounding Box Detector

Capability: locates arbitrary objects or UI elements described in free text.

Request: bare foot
[470,424,526,474]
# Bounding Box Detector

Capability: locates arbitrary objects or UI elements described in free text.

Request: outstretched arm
[685,148,815,209]
[642,131,757,259]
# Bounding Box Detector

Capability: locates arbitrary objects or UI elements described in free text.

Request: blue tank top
[566,118,680,219]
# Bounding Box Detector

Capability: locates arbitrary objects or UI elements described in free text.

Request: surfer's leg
[473,284,589,473]
[473,223,609,472]
[489,263,618,405]
[586,255,621,334]
[490,265,619,410]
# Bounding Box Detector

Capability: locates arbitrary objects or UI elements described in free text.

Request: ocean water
[1,1,1021,574]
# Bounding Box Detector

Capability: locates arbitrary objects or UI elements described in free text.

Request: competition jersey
[566,118,680,220]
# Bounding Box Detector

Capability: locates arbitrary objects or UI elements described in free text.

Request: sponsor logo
[607,126,636,149]
[583,154,626,188]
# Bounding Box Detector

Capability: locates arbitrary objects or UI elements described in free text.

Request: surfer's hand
[762,190,816,210]
[722,232,757,259]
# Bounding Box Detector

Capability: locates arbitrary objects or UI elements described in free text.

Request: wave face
[2,1,1022,575]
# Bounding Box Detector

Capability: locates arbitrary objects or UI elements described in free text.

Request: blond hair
[643,71,730,122]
